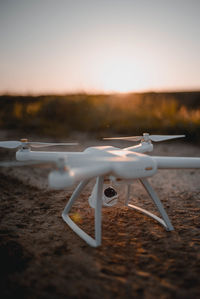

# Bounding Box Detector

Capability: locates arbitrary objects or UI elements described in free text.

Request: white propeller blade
[0,140,78,149]
[104,134,185,142]
[28,142,78,148]
[149,135,185,142]
[0,141,22,148]
[104,136,141,141]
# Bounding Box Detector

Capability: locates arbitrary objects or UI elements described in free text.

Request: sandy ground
[1,135,200,298]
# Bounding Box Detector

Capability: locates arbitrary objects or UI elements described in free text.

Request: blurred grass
[0,92,200,141]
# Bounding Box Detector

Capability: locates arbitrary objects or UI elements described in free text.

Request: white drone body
[1,133,200,247]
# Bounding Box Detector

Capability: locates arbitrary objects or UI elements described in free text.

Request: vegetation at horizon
[0,92,200,141]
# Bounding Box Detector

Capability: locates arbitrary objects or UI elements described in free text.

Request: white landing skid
[62,177,174,247]
[62,176,104,247]
[126,178,174,231]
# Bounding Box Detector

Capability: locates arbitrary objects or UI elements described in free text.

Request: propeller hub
[20,138,28,143]
[142,133,150,142]
[19,138,29,150]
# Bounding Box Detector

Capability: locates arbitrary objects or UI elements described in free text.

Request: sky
[0,0,200,94]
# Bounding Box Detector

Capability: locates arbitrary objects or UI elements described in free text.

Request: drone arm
[16,150,62,162]
[123,142,153,153]
[153,156,200,169]
[48,164,111,189]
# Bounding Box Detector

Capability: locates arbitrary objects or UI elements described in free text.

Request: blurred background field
[0,92,200,142]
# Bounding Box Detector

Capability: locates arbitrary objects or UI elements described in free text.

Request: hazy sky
[0,0,200,94]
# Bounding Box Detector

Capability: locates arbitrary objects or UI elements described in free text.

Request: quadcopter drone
[0,133,200,247]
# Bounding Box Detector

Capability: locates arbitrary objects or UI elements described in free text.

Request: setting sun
[83,46,151,93]
[99,59,147,93]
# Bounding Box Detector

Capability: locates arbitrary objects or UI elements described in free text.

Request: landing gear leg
[62,176,104,247]
[126,178,174,231]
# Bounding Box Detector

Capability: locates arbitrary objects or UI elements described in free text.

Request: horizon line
[1,88,200,97]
